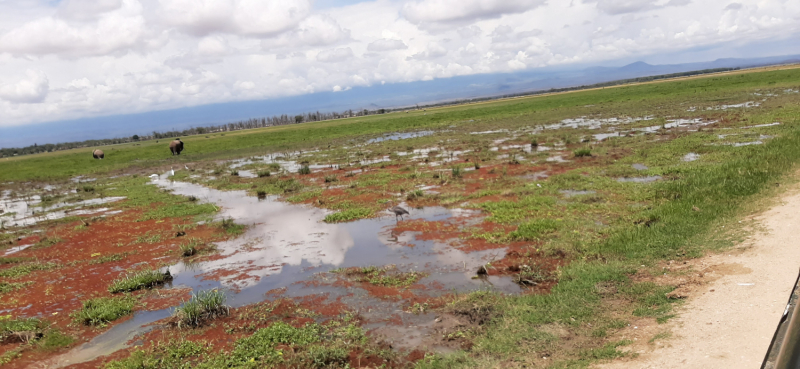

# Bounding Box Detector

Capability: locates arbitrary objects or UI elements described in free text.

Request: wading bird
[388,202,409,221]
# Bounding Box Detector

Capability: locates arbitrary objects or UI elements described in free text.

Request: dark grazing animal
[169,139,184,155]
[92,149,104,159]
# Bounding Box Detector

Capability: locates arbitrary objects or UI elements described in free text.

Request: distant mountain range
[1,54,799,148]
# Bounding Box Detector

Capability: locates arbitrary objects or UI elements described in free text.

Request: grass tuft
[173,290,229,328]
[298,165,312,175]
[574,148,592,157]
[324,208,372,223]
[72,296,135,327]
[108,268,172,293]
[0,261,59,278]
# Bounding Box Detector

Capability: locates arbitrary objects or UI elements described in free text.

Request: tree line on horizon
[0,66,739,158]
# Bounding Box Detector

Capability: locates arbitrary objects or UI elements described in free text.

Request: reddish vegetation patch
[481,249,569,294]
[139,287,193,311]
[0,207,229,369]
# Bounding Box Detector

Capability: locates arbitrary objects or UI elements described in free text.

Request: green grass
[0,257,35,265]
[2,67,796,183]
[102,177,218,221]
[509,219,562,241]
[217,218,245,235]
[2,65,800,368]
[0,317,47,341]
[0,281,34,294]
[89,253,129,265]
[333,266,428,287]
[574,148,592,157]
[179,239,200,257]
[37,330,76,350]
[104,340,206,369]
[33,236,63,249]
[324,208,373,223]
[108,268,171,293]
[72,296,135,326]
[173,290,229,328]
[0,261,59,278]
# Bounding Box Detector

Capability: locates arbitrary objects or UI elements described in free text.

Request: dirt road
[597,184,800,369]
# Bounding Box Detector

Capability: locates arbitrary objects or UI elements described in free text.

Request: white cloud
[56,0,123,21]
[408,43,448,60]
[402,0,545,24]
[0,70,49,104]
[316,47,354,62]
[367,38,409,51]
[584,0,692,15]
[0,0,147,58]
[157,0,312,37]
[294,15,351,46]
[197,36,228,56]
[0,0,798,127]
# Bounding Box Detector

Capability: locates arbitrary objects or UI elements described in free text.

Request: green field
[2,66,797,182]
[2,65,800,368]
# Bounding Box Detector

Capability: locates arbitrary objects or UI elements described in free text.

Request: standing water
[48,173,518,366]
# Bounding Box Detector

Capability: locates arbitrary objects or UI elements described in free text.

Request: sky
[0,0,798,131]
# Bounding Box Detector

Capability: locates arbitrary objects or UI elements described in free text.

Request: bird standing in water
[388,203,409,221]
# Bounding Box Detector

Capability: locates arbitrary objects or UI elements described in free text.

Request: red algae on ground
[0,206,230,369]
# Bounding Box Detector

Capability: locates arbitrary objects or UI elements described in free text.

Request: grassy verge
[105,313,383,368]
[419,106,800,367]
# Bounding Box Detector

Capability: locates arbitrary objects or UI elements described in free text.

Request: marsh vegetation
[1,66,799,368]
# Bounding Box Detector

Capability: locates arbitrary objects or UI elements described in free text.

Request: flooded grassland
[2,67,800,368]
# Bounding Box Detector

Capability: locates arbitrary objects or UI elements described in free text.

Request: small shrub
[257,170,271,178]
[173,290,229,328]
[574,148,592,157]
[451,166,463,179]
[179,239,200,257]
[306,345,349,368]
[37,330,75,350]
[531,138,539,147]
[474,161,481,170]
[219,218,244,234]
[324,175,338,183]
[230,170,239,176]
[81,185,95,192]
[406,189,424,201]
[298,165,311,175]
[276,178,302,193]
[72,297,134,326]
[108,268,171,293]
